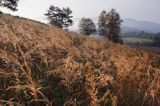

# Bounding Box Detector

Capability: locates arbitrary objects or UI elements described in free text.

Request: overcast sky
[1,0,160,23]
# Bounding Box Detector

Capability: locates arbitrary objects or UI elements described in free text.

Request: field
[0,13,160,106]
[121,37,153,44]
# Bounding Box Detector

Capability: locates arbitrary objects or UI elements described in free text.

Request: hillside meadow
[0,13,160,106]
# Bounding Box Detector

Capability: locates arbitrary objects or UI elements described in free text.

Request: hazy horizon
[0,0,160,24]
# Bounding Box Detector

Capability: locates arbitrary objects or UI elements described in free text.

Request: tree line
[0,0,123,43]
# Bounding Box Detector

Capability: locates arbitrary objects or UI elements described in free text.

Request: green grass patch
[121,37,153,45]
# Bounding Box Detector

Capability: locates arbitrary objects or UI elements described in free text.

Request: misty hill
[70,18,160,34]
[0,13,160,106]
[122,18,160,34]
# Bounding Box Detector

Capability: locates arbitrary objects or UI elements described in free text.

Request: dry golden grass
[0,13,160,106]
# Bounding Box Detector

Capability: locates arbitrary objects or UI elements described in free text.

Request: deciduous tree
[106,9,123,43]
[79,18,96,35]
[98,10,108,37]
[98,9,123,43]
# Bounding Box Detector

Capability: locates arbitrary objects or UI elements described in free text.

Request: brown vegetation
[0,13,160,106]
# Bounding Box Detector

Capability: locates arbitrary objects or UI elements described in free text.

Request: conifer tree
[0,0,19,11]
[45,5,73,29]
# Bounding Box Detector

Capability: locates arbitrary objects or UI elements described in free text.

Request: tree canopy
[98,10,108,37]
[79,18,96,35]
[45,5,73,29]
[0,0,19,11]
[98,9,122,43]
[106,9,123,43]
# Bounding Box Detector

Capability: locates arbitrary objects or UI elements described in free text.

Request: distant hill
[122,18,160,34]
[70,18,160,34]
[121,25,141,33]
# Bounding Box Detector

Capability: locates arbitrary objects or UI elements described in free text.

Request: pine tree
[79,18,96,35]
[0,0,19,11]
[106,9,123,43]
[45,5,73,29]
[62,7,73,29]
[98,10,108,37]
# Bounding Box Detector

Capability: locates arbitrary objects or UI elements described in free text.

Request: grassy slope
[0,13,160,106]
